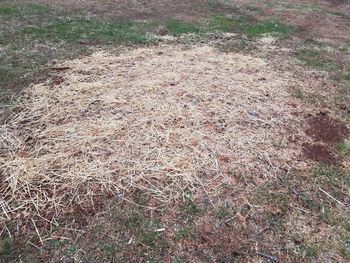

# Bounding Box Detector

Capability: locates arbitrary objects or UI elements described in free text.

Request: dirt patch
[252,0,350,44]
[302,143,337,165]
[296,12,350,42]
[305,114,349,145]
[31,0,243,22]
[51,75,65,86]
[326,0,349,6]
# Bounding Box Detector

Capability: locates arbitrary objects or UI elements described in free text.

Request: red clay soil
[51,75,65,86]
[305,115,349,145]
[302,143,337,165]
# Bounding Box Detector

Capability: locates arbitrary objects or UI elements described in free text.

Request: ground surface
[0,0,350,262]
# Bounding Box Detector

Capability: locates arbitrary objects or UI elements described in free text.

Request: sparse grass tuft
[345,65,350,80]
[122,210,166,249]
[139,230,159,247]
[0,6,19,16]
[245,20,296,37]
[340,239,350,258]
[0,3,51,18]
[218,38,255,53]
[209,15,238,32]
[336,140,350,156]
[125,211,147,229]
[165,15,250,36]
[312,164,350,188]
[65,246,80,257]
[292,88,304,99]
[48,239,66,249]
[101,243,120,260]
[297,48,338,71]
[176,227,192,240]
[329,10,350,19]
[301,194,321,210]
[217,205,229,218]
[0,238,15,260]
[165,20,202,36]
[181,199,201,215]
[339,229,350,258]
[299,242,320,260]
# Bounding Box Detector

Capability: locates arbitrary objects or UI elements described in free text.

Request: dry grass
[0,44,308,224]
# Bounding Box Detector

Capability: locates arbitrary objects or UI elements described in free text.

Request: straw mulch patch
[1,45,305,223]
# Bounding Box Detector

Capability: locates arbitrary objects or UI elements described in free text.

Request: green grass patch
[217,205,229,218]
[208,15,239,32]
[0,67,21,84]
[339,232,350,259]
[312,164,350,188]
[181,198,201,215]
[336,141,350,156]
[292,88,304,99]
[165,20,202,36]
[0,3,51,18]
[0,238,16,260]
[344,65,350,81]
[301,194,321,210]
[17,3,51,17]
[176,227,192,240]
[245,20,296,37]
[20,19,148,44]
[299,241,320,260]
[0,6,20,16]
[165,15,277,37]
[124,211,148,229]
[123,211,165,247]
[65,246,80,257]
[101,243,120,260]
[139,230,158,247]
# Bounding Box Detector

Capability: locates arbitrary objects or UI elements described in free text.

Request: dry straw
[1,45,303,223]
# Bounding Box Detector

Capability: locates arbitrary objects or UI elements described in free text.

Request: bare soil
[306,114,349,145]
[302,143,337,165]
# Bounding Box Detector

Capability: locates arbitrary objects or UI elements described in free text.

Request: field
[0,0,350,262]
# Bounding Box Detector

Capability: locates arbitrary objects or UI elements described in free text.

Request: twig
[27,241,41,250]
[250,220,274,241]
[225,215,237,223]
[42,236,69,242]
[318,188,345,207]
